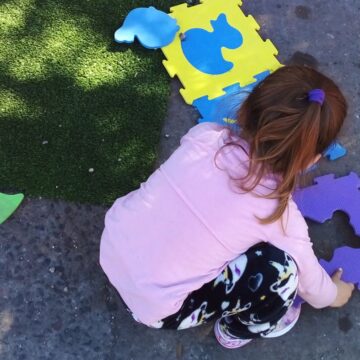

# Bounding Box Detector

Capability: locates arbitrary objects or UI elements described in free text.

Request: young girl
[100,66,354,348]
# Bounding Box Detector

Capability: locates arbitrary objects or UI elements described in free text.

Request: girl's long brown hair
[219,65,347,224]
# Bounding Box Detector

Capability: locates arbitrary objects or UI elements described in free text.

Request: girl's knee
[252,243,298,293]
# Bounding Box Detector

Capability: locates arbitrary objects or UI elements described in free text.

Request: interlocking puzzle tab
[162,0,281,104]
[293,172,360,236]
[193,70,270,128]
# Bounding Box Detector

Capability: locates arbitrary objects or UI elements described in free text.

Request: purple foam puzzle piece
[320,246,360,290]
[293,172,360,236]
[294,246,360,307]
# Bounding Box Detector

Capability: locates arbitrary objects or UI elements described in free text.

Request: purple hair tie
[308,89,325,105]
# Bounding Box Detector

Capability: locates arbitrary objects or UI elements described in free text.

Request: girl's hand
[330,268,355,308]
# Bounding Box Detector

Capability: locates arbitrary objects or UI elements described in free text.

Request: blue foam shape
[181,14,243,75]
[114,7,179,49]
[323,142,347,161]
[193,71,270,130]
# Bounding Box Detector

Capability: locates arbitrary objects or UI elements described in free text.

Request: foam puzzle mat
[161,0,281,104]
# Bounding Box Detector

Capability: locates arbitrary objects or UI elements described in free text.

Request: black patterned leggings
[156,243,298,339]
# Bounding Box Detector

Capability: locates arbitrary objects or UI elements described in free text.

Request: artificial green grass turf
[0,0,182,204]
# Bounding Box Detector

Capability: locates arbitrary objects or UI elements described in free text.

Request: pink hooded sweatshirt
[100,122,337,326]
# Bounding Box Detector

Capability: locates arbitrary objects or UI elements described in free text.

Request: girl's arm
[268,201,346,309]
[329,268,354,307]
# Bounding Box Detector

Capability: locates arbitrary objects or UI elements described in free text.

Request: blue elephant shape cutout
[114,7,179,49]
[181,14,243,75]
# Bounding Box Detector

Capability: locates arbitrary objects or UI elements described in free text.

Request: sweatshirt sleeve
[269,200,338,309]
[292,239,337,308]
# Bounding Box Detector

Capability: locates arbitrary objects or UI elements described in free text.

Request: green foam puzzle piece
[0,193,24,224]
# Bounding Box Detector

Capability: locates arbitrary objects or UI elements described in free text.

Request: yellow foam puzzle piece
[162,0,282,104]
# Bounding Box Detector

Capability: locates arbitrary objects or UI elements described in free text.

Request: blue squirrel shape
[181,14,243,75]
[114,7,179,49]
